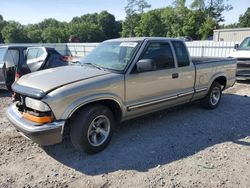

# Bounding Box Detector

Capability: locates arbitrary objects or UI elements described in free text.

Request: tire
[201,82,222,109]
[70,105,115,154]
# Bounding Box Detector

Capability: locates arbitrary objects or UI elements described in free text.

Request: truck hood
[13,65,111,98]
[229,50,250,58]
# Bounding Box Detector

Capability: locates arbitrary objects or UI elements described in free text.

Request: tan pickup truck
[7,37,236,154]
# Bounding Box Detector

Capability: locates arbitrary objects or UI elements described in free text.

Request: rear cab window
[172,41,190,67]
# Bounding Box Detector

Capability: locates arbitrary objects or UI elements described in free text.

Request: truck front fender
[61,93,126,120]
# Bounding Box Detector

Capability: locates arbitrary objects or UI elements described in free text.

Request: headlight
[25,97,51,112]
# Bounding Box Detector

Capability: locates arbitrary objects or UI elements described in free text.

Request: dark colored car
[0,46,69,90]
[0,45,29,90]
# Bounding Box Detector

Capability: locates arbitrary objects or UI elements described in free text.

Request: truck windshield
[0,47,7,64]
[80,41,140,71]
[238,37,250,50]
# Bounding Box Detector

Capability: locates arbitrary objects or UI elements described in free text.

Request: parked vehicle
[0,46,69,91]
[229,37,250,79]
[16,47,69,80]
[0,45,29,90]
[178,36,193,42]
[7,37,236,154]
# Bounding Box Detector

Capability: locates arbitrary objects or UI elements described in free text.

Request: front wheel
[70,105,115,154]
[201,82,222,109]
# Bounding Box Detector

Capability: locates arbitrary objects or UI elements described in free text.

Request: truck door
[5,49,20,87]
[125,41,180,114]
[0,47,7,85]
[171,41,195,103]
[26,47,48,72]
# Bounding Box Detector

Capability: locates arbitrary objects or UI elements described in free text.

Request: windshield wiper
[83,62,105,71]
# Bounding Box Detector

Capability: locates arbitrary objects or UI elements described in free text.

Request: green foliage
[0,0,244,43]
[122,0,151,37]
[198,16,217,39]
[135,9,165,37]
[0,11,121,43]
[0,15,6,43]
[98,11,120,39]
[239,8,250,27]
[122,0,235,39]
[1,21,28,43]
[191,0,233,22]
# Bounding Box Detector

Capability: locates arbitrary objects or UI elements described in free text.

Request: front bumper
[6,103,65,146]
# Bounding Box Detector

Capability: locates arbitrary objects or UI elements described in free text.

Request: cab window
[172,41,190,67]
[139,42,175,71]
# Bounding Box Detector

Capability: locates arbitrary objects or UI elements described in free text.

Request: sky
[0,0,249,25]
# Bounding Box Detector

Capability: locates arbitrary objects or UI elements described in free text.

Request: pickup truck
[0,46,68,90]
[7,37,236,154]
[229,37,250,79]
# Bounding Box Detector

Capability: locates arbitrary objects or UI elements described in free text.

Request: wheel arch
[209,73,227,91]
[62,97,124,136]
[66,97,124,121]
[213,76,227,90]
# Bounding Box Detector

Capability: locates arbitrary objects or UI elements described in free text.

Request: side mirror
[136,59,154,72]
[234,44,239,49]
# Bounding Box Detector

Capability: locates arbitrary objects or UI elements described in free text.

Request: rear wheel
[201,82,222,109]
[70,105,115,154]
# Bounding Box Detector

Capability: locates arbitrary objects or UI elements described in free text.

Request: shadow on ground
[42,93,250,175]
[0,89,11,98]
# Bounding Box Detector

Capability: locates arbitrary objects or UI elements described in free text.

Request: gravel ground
[0,82,250,188]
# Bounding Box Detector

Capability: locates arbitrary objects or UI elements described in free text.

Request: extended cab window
[172,41,190,67]
[140,42,175,70]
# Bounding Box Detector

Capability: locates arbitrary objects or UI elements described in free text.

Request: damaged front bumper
[6,103,65,146]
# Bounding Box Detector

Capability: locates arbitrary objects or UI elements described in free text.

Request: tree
[25,24,43,43]
[68,22,104,42]
[135,9,166,37]
[171,0,190,37]
[191,0,205,10]
[198,16,217,39]
[98,11,120,39]
[1,21,27,43]
[238,8,250,27]
[136,0,151,13]
[123,0,151,37]
[0,15,6,43]
[38,18,64,29]
[160,6,176,37]
[182,10,206,39]
[190,0,232,22]
[41,27,68,43]
[207,0,233,22]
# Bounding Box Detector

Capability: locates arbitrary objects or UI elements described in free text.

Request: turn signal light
[23,112,52,124]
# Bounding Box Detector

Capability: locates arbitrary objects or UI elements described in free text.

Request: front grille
[237,59,250,68]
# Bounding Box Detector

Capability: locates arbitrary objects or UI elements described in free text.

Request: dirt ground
[0,82,249,188]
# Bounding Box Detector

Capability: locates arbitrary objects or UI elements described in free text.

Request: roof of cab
[105,37,183,42]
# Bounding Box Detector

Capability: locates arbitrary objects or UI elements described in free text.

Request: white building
[213,27,250,42]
